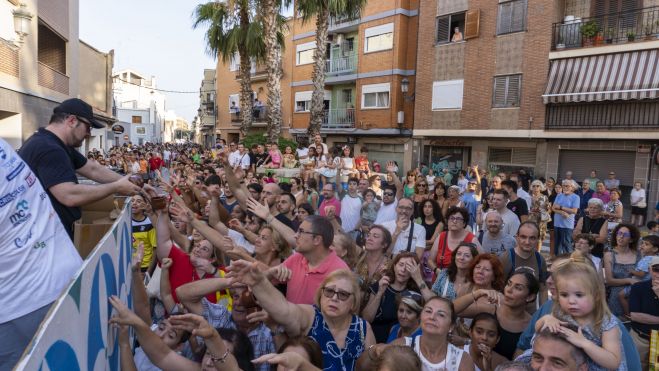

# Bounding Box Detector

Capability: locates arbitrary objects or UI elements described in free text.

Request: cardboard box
[73,196,125,259]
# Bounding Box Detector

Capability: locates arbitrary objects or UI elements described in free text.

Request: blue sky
[80,1,293,124]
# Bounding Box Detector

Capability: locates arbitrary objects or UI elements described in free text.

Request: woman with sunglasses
[412,179,432,219]
[603,223,641,317]
[228,263,376,370]
[386,290,424,343]
[403,170,418,198]
[363,252,434,343]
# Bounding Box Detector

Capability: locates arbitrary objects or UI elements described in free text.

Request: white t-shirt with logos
[0,138,82,323]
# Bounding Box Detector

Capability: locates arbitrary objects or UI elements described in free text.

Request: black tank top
[493,310,523,360]
[581,216,606,258]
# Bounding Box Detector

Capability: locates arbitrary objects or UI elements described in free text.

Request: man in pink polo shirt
[282,215,348,304]
[318,183,341,217]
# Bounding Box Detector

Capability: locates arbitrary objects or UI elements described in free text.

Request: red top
[354,155,369,171]
[167,245,220,304]
[434,231,476,270]
[149,157,163,170]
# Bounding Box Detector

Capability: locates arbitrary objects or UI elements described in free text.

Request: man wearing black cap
[19,98,142,239]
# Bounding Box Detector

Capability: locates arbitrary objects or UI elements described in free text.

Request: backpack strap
[535,251,544,281]
[509,248,516,272]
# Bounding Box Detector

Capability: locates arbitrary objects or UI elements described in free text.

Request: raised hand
[386,161,396,174]
[227,260,266,287]
[378,275,391,293]
[168,313,216,339]
[169,201,194,224]
[109,295,142,327]
[266,265,292,282]
[252,352,313,370]
[246,197,271,220]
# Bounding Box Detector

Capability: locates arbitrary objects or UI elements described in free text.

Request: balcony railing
[38,62,69,95]
[322,108,355,129]
[326,54,357,75]
[230,106,269,123]
[329,13,360,30]
[551,6,659,50]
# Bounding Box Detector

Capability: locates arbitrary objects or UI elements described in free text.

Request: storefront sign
[111,125,124,134]
[428,139,466,147]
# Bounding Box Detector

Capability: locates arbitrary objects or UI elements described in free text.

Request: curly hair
[468,254,505,291]
[610,223,640,250]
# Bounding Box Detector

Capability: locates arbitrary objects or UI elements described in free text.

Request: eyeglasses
[652,266,659,273]
[448,216,464,222]
[616,232,631,238]
[297,228,318,236]
[321,287,352,301]
[418,184,427,187]
[383,192,395,196]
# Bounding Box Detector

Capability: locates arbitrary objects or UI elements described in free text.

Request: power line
[112,76,216,94]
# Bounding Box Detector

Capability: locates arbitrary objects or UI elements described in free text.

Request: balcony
[329,13,360,33]
[322,108,355,129]
[235,64,267,82]
[326,54,357,75]
[230,106,269,124]
[38,62,69,95]
[545,100,659,130]
[551,6,659,51]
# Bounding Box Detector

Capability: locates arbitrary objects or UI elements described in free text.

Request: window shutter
[510,0,527,33]
[464,9,481,39]
[492,77,507,107]
[436,16,450,43]
[497,2,513,34]
[506,75,522,107]
[511,148,536,165]
[488,148,513,163]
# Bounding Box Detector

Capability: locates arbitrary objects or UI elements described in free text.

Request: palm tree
[297,0,368,137]
[193,1,264,138]
[257,0,287,143]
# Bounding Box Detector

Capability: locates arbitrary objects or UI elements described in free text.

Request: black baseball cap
[53,98,105,129]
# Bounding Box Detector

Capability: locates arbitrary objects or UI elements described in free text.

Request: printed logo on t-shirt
[14,223,34,248]
[5,161,25,181]
[0,185,27,208]
[0,154,19,170]
[10,200,31,227]
[0,147,6,161]
[24,172,36,187]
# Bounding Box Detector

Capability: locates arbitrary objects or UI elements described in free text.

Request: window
[136,126,146,135]
[296,42,316,65]
[488,147,536,168]
[342,89,353,104]
[436,13,465,44]
[342,38,355,55]
[432,80,464,110]
[361,83,390,109]
[132,116,142,124]
[364,23,394,53]
[497,0,527,35]
[295,91,331,112]
[492,75,522,108]
[38,23,66,74]
[229,53,240,71]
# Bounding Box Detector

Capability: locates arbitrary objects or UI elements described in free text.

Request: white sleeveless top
[463,344,483,371]
[405,336,465,371]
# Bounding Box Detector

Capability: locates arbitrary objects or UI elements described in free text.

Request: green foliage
[580,21,599,38]
[241,132,297,151]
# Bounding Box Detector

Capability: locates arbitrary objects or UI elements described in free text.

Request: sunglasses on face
[652,266,659,273]
[383,192,395,196]
[321,287,352,301]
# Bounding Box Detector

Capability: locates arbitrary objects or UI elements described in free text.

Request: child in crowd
[647,221,659,236]
[618,234,659,316]
[360,189,380,233]
[263,143,282,169]
[573,233,603,278]
[536,251,626,370]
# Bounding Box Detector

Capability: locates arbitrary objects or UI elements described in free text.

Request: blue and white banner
[15,202,133,371]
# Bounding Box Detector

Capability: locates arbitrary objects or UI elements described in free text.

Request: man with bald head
[480,211,516,256]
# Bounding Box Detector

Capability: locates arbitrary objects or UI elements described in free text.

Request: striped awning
[543,49,659,104]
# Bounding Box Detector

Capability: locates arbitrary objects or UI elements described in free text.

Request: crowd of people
[3,98,659,370]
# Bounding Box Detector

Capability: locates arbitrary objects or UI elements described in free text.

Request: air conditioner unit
[335,33,345,46]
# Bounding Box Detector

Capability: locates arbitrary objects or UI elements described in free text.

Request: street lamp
[12,3,33,44]
[401,77,415,102]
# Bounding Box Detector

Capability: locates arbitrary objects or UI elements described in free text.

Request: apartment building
[415,0,659,218]
[215,24,294,145]
[0,0,114,150]
[197,69,216,148]
[288,0,419,166]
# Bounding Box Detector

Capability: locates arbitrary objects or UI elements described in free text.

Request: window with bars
[496,0,527,35]
[488,147,536,166]
[492,74,522,108]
